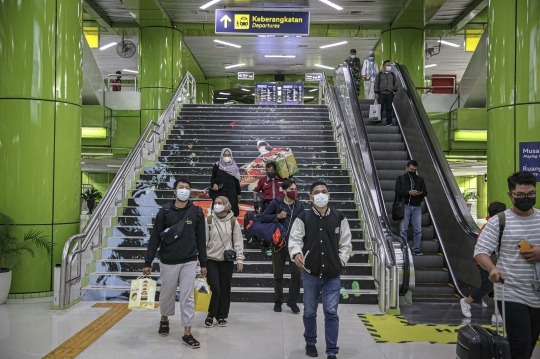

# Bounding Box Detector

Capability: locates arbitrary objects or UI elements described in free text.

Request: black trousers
[470,265,493,302]
[206,259,234,319]
[379,92,394,125]
[497,300,540,359]
[272,245,301,305]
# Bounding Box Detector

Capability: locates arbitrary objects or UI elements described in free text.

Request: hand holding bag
[369,99,381,122]
[128,276,157,309]
[194,278,212,312]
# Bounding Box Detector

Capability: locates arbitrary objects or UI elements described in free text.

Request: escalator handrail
[334,63,411,295]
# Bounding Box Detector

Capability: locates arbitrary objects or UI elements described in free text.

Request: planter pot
[0,268,12,305]
[466,202,473,211]
[87,199,95,214]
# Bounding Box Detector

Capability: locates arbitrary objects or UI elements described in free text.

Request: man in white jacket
[361,51,378,99]
[288,181,352,359]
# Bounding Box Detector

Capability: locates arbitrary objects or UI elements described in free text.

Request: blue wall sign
[520,142,540,181]
[215,10,310,35]
[255,82,279,105]
[238,72,254,80]
[305,73,323,82]
[282,82,304,105]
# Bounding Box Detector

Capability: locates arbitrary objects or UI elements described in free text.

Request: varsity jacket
[288,207,352,279]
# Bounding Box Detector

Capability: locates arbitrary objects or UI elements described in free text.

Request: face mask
[214,204,226,213]
[223,156,231,163]
[267,172,277,179]
[350,55,356,58]
[408,171,417,176]
[313,193,329,208]
[286,190,297,201]
[514,197,536,212]
[176,188,190,202]
[385,66,392,72]
[369,56,374,60]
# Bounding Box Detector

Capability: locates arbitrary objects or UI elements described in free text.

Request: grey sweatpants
[159,261,196,327]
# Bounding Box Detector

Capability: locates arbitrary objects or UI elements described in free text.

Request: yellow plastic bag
[128,276,157,309]
[194,278,212,312]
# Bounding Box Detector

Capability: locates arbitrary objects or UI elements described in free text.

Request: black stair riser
[154,163,345,171]
[173,125,332,132]
[138,174,352,185]
[143,168,347,177]
[167,135,336,142]
[157,156,342,165]
[159,151,339,159]
[136,181,351,192]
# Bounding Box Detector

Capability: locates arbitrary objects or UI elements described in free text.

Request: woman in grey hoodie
[204,196,244,328]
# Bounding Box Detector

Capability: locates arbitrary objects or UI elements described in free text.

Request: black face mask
[514,197,536,212]
[268,173,277,179]
[408,171,417,176]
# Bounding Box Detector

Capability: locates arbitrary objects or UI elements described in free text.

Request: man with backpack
[474,171,540,359]
[142,178,207,349]
[288,181,352,359]
[374,60,398,126]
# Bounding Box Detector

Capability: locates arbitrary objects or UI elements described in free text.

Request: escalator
[337,63,481,303]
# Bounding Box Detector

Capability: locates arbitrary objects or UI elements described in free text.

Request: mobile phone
[518,240,532,251]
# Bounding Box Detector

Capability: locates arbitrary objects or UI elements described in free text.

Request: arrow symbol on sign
[220,15,232,28]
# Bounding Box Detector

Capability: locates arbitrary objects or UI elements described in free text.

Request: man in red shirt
[112,71,122,91]
[252,162,286,213]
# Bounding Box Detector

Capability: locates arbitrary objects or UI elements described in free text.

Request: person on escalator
[460,201,506,323]
[361,51,378,99]
[374,60,398,126]
[394,160,428,256]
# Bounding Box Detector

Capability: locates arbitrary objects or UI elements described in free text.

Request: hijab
[214,196,231,219]
[216,148,241,181]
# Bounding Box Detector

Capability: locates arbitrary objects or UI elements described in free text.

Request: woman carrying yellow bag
[204,196,245,328]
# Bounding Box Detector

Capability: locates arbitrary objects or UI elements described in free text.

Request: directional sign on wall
[520,142,540,181]
[305,73,323,82]
[238,72,255,80]
[215,10,310,35]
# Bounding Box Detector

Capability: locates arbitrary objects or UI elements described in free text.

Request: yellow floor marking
[358,314,540,345]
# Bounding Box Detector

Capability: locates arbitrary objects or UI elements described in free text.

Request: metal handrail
[107,73,138,91]
[58,72,197,309]
[320,71,402,314]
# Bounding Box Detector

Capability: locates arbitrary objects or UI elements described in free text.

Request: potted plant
[463,191,479,211]
[0,213,53,304]
[81,187,103,215]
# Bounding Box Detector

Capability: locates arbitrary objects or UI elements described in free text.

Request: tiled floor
[0,301,539,359]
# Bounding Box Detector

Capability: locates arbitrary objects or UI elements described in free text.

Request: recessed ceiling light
[219,92,230,95]
[438,40,460,48]
[99,42,117,50]
[216,97,228,100]
[320,41,348,49]
[425,64,437,68]
[265,55,296,58]
[122,69,138,73]
[319,0,343,10]
[213,39,242,48]
[225,63,246,69]
[309,89,319,92]
[200,0,221,10]
[241,88,250,92]
[304,96,314,99]
[314,64,335,70]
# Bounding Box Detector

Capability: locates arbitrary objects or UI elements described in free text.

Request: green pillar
[487,0,540,208]
[139,26,182,131]
[380,28,425,87]
[476,175,487,218]
[0,0,83,293]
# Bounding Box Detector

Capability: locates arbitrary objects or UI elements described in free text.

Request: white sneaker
[491,314,503,324]
[460,298,472,318]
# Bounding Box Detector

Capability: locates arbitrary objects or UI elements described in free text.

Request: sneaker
[460,298,472,318]
[306,344,318,357]
[274,303,282,312]
[491,314,503,324]
[328,356,337,359]
[287,303,300,314]
[412,250,424,256]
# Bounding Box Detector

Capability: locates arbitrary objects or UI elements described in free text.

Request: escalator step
[365,126,400,134]
[390,226,434,242]
[368,134,403,142]
[377,169,406,180]
[407,239,441,254]
[373,151,408,160]
[415,268,450,284]
[370,142,406,151]
[412,283,456,295]
[374,160,409,170]
[412,254,445,268]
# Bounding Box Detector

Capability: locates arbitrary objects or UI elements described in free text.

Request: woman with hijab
[204,196,244,328]
[210,148,242,216]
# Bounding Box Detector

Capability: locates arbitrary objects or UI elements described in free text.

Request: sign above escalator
[215,10,310,36]
[238,72,255,80]
[305,73,323,82]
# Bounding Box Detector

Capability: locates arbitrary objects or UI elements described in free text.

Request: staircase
[357,99,458,302]
[82,104,377,304]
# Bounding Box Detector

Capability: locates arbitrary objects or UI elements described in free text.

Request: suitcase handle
[495,278,507,338]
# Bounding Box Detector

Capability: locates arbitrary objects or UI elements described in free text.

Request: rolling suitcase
[456,282,511,359]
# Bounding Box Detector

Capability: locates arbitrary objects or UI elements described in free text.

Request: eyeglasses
[511,191,536,199]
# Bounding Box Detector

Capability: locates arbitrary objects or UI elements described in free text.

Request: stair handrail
[58,72,197,309]
[320,71,403,314]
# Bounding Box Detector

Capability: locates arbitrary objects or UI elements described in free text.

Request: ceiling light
[314,64,335,70]
[265,55,296,58]
[225,63,245,69]
[213,39,242,48]
[200,0,221,9]
[319,0,343,10]
[216,97,228,100]
[241,88,250,92]
[122,69,138,73]
[219,92,230,95]
[309,89,318,92]
[319,41,348,49]
[304,96,314,99]
[106,165,122,168]
[425,64,437,68]
[438,40,460,48]
[99,42,117,50]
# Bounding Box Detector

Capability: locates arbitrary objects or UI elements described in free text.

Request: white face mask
[223,156,232,163]
[385,66,392,72]
[176,188,190,201]
[214,204,226,213]
[313,193,329,208]
[350,54,356,58]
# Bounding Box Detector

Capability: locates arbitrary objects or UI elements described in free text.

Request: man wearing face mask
[395,160,428,256]
[253,162,287,213]
[261,180,305,314]
[345,49,361,95]
[143,178,207,349]
[288,181,352,359]
[374,60,398,126]
[361,51,378,99]
[475,172,540,359]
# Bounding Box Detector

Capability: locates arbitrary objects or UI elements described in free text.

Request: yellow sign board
[83,27,99,48]
[234,14,250,29]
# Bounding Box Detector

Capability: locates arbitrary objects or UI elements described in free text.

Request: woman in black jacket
[210,148,242,216]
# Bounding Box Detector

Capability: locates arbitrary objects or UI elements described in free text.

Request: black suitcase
[243,210,259,244]
[456,283,511,359]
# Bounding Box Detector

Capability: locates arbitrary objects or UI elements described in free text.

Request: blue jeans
[302,270,341,356]
[400,204,422,251]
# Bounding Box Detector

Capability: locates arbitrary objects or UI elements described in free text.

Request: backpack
[496,212,506,254]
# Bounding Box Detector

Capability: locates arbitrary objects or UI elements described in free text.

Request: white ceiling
[449,161,487,177]
[90,36,139,78]
[425,37,473,81]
